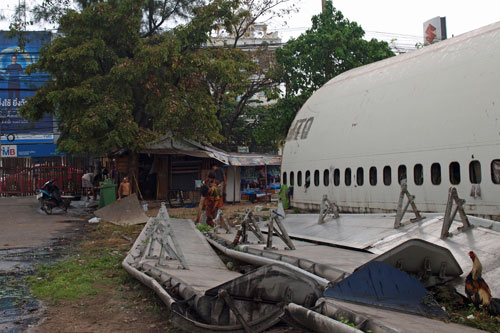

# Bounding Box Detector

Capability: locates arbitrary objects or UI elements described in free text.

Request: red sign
[425,24,437,43]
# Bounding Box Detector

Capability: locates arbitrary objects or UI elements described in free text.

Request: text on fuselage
[286,117,314,141]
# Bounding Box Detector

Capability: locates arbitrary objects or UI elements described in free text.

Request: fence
[0,156,90,196]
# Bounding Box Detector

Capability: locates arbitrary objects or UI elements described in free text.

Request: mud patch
[0,226,85,332]
[0,273,39,332]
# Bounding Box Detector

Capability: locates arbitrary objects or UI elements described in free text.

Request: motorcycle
[36,179,72,215]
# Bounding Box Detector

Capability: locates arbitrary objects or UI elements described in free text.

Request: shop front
[226,154,281,203]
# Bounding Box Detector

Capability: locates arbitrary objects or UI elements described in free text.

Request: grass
[195,224,213,233]
[29,249,128,303]
[445,302,500,332]
[431,285,500,333]
[28,222,142,304]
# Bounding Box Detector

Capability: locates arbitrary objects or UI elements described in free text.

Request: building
[0,31,61,160]
[112,136,280,205]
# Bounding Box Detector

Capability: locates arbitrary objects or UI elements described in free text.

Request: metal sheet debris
[123,203,325,332]
[324,261,448,318]
[279,212,500,297]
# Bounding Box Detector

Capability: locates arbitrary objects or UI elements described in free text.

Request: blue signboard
[1,143,64,157]
[17,144,64,157]
[0,31,53,144]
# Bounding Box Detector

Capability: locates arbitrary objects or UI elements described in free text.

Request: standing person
[7,54,23,107]
[205,172,230,231]
[117,176,131,200]
[82,170,94,200]
[212,164,226,200]
[93,169,102,200]
[212,164,226,186]
[195,176,210,224]
[204,173,221,227]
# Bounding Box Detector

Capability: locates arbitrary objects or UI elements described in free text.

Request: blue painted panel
[0,31,54,143]
[323,261,448,318]
[16,144,64,157]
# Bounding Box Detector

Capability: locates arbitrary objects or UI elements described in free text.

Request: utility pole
[322,0,326,12]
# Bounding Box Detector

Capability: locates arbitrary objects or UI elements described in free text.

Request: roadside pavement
[0,196,90,332]
[0,196,87,250]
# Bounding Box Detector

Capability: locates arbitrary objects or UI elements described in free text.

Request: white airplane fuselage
[281,22,500,218]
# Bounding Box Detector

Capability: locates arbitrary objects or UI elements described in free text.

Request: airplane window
[491,160,500,184]
[297,171,302,186]
[305,170,311,188]
[283,172,287,185]
[357,167,364,186]
[345,168,352,186]
[369,167,377,186]
[323,169,329,186]
[469,161,481,184]
[431,163,441,185]
[449,162,461,185]
[290,172,295,186]
[398,165,407,185]
[414,164,423,185]
[383,166,391,185]
[314,170,320,186]
[334,169,340,186]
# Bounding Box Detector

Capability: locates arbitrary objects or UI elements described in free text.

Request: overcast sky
[1,0,499,47]
[275,1,500,44]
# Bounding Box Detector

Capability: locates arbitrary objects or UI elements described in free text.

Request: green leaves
[19,0,251,155]
[277,0,394,97]
[268,0,394,145]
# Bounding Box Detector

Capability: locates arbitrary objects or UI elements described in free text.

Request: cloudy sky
[272,0,500,50]
[1,0,499,48]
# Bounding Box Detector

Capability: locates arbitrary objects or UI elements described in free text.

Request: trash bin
[98,178,117,208]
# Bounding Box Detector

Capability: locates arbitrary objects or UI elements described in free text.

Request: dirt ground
[24,199,500,333]
[32,288,174,332]
[146,200,278,220]
[30,201,282,333]
[28,220,174,332]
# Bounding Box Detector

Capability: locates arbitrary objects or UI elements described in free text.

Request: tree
[19,0,242,155]
[205,0,297,151]
[9,0,202,37]
[12,0,296,153]
[268,0,394,144]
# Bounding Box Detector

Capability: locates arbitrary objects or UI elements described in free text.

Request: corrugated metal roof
[144,136,281,166]
[228,155,281,166]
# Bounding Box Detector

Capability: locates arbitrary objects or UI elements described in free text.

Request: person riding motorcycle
[42,179,62,205]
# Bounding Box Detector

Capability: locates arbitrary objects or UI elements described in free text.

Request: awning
[143,136,280,167]
[228,155,281,166]
[142,148,212,159]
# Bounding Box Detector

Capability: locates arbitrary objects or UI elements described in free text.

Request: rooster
[465,251,500,319]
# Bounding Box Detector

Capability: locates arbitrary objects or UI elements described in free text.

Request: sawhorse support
[232,208,265,246]
[214,209,230,233]
[318,194,340,224]
[145,202,189,269]
[394,179,424,228]
[265,210,295,250]
[440,187,472,239]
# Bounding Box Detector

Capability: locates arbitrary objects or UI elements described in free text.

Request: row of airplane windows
[282,160,500,188]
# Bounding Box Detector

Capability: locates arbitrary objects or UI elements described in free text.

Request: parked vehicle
[1,165,84,195]
[36,179,72,214]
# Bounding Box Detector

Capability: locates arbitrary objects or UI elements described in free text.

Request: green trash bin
[99,178,117,208]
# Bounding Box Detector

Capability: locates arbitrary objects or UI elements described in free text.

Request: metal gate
[0,156,90,196]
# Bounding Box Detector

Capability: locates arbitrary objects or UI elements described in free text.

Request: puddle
[0,274,39,332]
[0,231,84,332]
